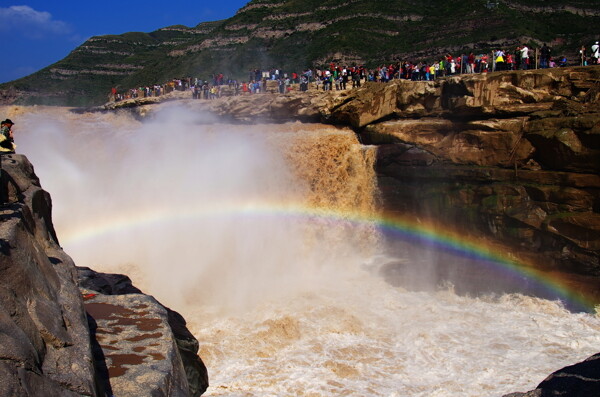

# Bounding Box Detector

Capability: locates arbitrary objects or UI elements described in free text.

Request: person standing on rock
[0,119,16,201]
[540,44,551,69]
[495,49,506,71]
[506,52,514,70]
[278,78,285,94]
[592,41,599,65]
[0,119,16,154]
[467,52,476,73]
[520,45,529,70]
[579,45,587,66]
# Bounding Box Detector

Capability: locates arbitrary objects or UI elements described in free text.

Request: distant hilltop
[1,0,599,106]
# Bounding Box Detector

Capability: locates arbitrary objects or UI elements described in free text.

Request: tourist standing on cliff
[520,45,529,70]
[495,49,506,71]
[540,44,551,69]
[467,52,475,73]
[591,41,599,65]
[278,78,285,94]
[579,45,587,66]
[506,52,514,70]
[0,119,15,154]
[0,119,14,202]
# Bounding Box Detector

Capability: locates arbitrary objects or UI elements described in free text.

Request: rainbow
[59,201,598,312]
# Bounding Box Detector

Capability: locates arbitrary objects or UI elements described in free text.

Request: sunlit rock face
[78,268,209,397]
[86,66,600,280]
[0,155,97,396]
[348,67,600,276]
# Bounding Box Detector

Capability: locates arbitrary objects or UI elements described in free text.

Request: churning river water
[7,104,600,397]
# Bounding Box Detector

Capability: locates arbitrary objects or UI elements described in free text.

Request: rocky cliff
[345,67,600,282]
[0,154,97,396]
[0,154,208,396]
[121,66,600,289]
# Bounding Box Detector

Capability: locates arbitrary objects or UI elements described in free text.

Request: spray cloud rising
[12,105,600,397]
[17,105,374,311]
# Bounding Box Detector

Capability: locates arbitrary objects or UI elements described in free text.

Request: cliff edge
[115,66,600,282]
[0,154,208,396]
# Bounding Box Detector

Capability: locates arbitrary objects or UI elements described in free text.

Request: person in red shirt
[468,53,476,73]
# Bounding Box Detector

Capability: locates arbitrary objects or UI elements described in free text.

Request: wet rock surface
[503,352,600,397]
[83,292,190,397]
[78,267,209,397]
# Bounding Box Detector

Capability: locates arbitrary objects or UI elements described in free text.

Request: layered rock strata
[333,67,600,279]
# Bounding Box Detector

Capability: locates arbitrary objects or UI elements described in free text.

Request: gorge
[1,66,599,396]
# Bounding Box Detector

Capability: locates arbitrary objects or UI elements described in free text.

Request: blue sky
[0,1,249,83]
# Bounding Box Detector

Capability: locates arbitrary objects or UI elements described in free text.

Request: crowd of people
[109,41,600,102]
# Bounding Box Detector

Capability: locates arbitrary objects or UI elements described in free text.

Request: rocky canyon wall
[0,154,98,396]
[0,154,208,396]
[108,66,599,283]
[328,67,600,280]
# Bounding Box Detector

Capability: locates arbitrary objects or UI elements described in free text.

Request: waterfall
[11,104,600,397]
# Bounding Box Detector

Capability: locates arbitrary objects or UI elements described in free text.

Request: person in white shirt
[520,45,529,70]
[592,41,599,65]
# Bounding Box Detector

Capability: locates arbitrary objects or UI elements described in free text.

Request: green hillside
[1,0,598,106]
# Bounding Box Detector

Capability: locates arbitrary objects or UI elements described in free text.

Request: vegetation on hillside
[1,0,598,106]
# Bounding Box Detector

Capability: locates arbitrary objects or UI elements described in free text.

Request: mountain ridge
[1,0,599,106]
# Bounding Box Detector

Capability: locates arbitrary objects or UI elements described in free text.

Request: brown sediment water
[8,104,600,397]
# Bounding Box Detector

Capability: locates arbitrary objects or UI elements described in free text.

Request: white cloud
[0,5,72,38]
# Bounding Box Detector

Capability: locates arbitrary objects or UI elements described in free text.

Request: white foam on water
[188,273,600,397]
[8,105,600,397]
